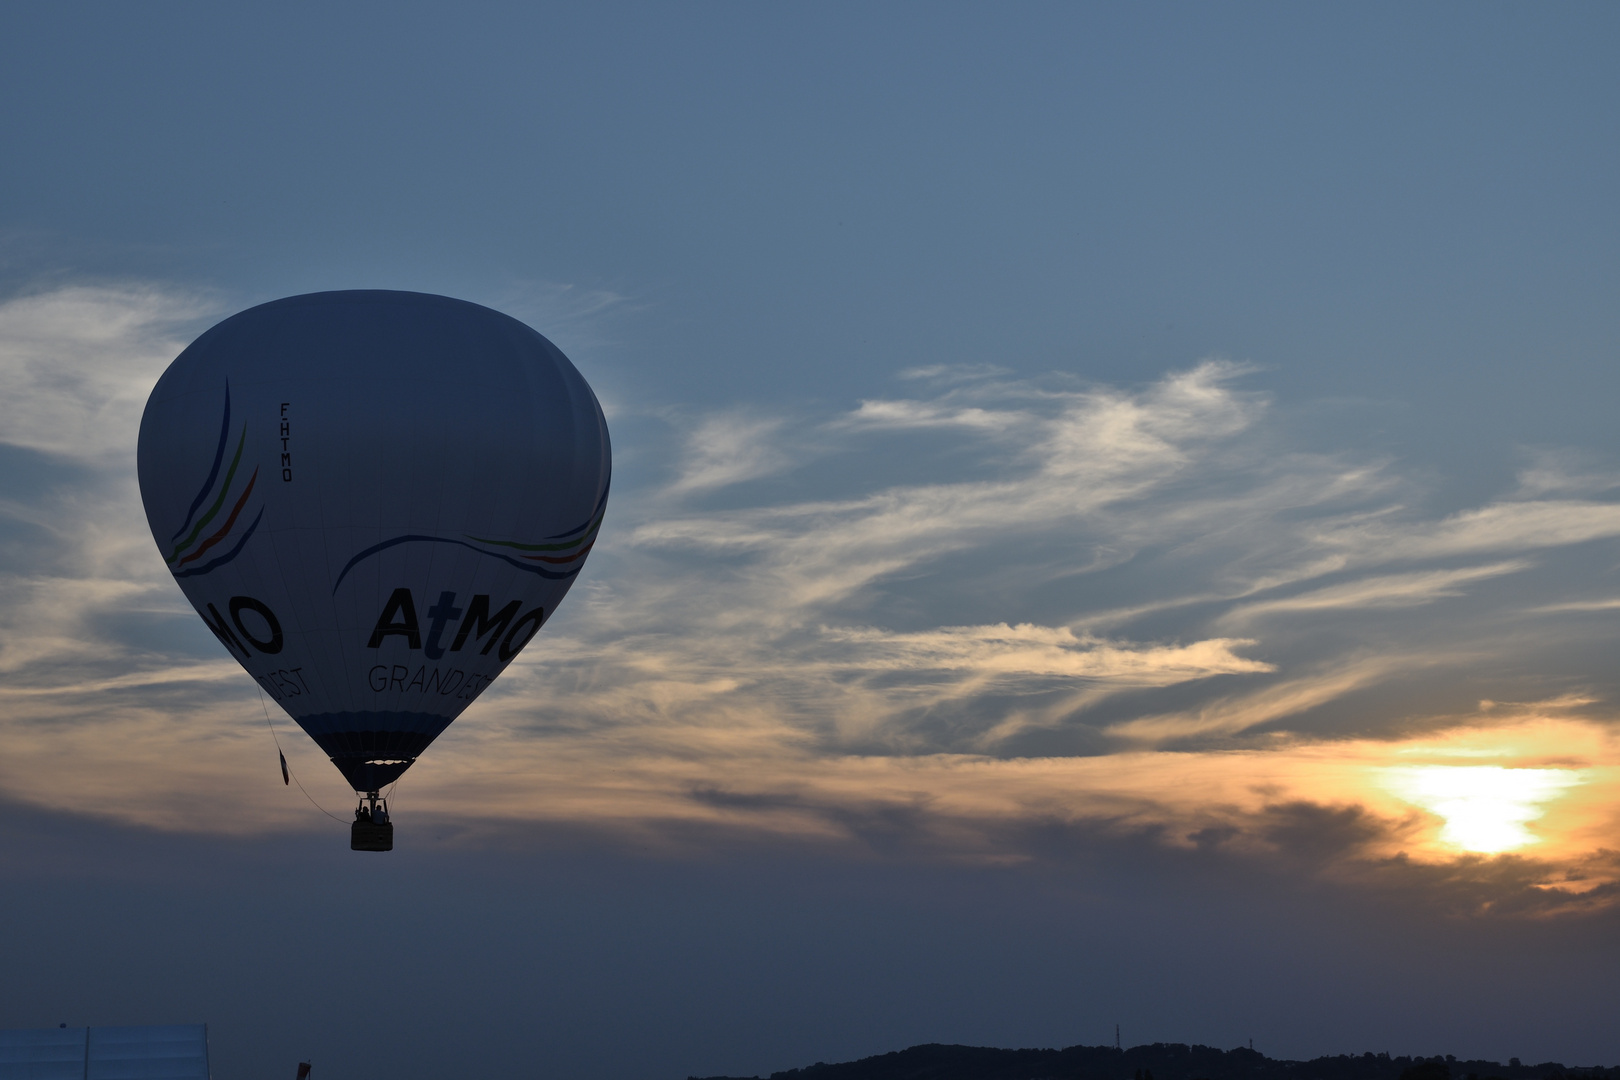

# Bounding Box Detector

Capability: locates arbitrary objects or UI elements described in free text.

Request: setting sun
[1382,765,1583,853]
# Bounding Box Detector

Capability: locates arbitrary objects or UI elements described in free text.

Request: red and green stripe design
[330,490,608,593]
[167,385,264,579]
[464,508,602,567]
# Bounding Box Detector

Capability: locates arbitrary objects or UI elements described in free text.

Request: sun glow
[1382,765,1582,853]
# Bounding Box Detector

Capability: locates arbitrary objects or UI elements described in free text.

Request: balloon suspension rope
[257,689,347,824]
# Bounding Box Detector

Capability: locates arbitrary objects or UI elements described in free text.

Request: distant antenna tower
[1115,1024,1121,1050]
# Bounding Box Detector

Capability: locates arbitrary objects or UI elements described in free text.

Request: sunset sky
[4,5,1620,1080]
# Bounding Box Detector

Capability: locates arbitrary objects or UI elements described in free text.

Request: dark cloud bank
[3,798,1618,1080]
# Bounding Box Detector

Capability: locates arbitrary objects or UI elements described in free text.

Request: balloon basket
[351,820,393,851]
[350,792,393,852]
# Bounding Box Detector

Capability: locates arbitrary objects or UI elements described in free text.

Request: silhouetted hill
[688,1042,1620,1080]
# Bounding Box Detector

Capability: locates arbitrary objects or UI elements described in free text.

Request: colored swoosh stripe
[541,482,611,542]
[168,427,247,563]
[519,539,595,564]
[466,509,604,553]
[330,487,609,592]
[176,468,259,566]
[331,534,589,593]
[172,509,264,579]
[164,385,263,579]
[171,384,232,542]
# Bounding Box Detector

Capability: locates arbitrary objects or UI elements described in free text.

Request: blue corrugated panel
[0,1026,208,1080]
[0,1028,85,1080]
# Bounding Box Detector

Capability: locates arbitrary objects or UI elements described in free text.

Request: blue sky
[4,5,1620,1080]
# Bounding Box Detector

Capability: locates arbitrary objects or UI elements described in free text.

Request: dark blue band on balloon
[170,507,263,579]
[294,710,455,738]
[331,534,583,594]
[171,383,231,542]
[292,711,456,791]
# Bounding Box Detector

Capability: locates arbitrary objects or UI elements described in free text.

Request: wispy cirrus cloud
[0,285,220,700]
[1101,655,1427,744]
[1216,561,1532,627]
[1319,499,1620,564]
[0,284,216,461]
[666,412,794,494]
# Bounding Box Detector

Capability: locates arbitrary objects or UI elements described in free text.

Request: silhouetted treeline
[688,1042,1620,1080]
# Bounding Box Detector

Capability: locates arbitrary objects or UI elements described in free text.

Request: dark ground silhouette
[690,1043,1620,1080]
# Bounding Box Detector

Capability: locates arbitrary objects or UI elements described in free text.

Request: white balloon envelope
[137,291,610,844]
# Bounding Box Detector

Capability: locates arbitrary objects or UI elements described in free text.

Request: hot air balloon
[137,291,610,851]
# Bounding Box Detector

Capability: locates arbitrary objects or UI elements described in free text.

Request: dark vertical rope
[258,689,347,823]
